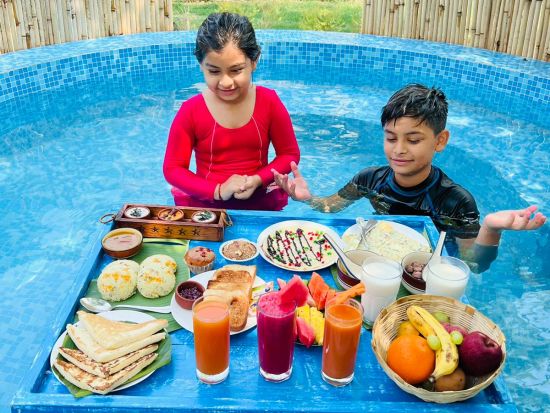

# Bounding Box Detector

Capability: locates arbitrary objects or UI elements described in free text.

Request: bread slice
[206,279,252,300]
[58,344,158,378]
[54,353,157,394]
[213,265,256,285]
[66,324,165,363]
[203,289,249,332]
[77,311,167,350]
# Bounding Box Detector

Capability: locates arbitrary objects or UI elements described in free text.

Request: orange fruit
[396,321,420,337]
[386,335,435,384]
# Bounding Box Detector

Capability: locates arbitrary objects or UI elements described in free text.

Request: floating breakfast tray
[101,203,231,241]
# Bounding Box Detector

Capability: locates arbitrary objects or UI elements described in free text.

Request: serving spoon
[80,297,172,314]
[323,233,367,280]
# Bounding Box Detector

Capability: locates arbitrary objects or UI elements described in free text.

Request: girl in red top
[163,12,300,210]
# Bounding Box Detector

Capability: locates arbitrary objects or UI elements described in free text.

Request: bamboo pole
[3,0,17,51]
[521,1,541,57]
[539,0,550,60]
[529,0,544,59]
[515,0,530,55]
[0,3,11,53]
[508,0,522,54]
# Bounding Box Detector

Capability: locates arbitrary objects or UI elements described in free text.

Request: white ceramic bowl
[219,238,259,263]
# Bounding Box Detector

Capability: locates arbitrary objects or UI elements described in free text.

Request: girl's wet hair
[381,84,448,134]
[194,12,261,63]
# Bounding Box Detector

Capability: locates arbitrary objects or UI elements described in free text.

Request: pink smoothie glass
[256,292,296,382]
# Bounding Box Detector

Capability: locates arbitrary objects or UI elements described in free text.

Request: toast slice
[66,324,165,363]
[54,353,157,394]
[203,289,249,332]
[77,311,167,350]
[206,280,252,300]
[58,344,158,378]
[213,265,256,285]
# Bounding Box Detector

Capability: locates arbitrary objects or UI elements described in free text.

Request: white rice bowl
[140,254,177,273]
[137,265,176,298]
[97,260,139,301]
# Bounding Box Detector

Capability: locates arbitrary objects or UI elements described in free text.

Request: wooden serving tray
[110,203,230,241]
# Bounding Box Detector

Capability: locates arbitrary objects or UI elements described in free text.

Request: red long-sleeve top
[163,86,300,210]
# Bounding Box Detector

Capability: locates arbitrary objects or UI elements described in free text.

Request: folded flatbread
[67,323,165,363]
[54,353,157,395]
[58,344,158,378]
[77,311,167,350]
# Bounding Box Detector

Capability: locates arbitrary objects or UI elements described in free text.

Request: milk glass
[360,256,402,325]
[424,256,470,299]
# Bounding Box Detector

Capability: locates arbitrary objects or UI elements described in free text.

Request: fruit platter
[276,273,365,347]
[372,294,506,403]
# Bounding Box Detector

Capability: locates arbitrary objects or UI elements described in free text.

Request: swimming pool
[0,31,548,412]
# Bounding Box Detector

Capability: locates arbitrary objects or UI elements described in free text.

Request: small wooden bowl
[175,280,205,310]
[157,208,184,221]
[101,228,143,259]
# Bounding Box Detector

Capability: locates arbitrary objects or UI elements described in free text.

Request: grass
[172,0,363,33]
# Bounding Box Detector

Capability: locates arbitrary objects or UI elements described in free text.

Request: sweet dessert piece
[203,265,257,331]
[221,239,257,261]
[184,246,215,274]
[123,206,151,219]
[191,209,216,224]
[261,226,334,270]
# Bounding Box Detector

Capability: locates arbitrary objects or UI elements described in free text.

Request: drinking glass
[360,256,402,325]
[192,297,230,384]
[321,297,363,386]
[424,256,470,299]
[256,292,296,382]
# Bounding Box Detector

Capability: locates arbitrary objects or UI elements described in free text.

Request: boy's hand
[234,175,262,200]
[272,161,312,201]
[483,205,547,233]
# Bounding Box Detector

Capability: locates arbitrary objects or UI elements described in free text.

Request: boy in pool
[272,84,546,272]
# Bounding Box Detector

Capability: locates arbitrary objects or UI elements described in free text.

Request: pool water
[1,74,549,411]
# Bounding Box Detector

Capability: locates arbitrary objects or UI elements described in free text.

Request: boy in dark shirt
[272,84,546,272]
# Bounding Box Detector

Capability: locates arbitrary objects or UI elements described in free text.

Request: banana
[407,305,459,381]
[406,306,436,338]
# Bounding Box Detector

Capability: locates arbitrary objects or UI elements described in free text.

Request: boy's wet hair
[381,84,448,134]
[194,12,261,63]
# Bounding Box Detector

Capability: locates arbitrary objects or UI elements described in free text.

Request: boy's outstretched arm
[456,205,546,273]
[272,161,355,213]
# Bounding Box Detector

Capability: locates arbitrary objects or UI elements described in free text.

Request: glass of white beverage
[424,256,470,299]
[360,256,402,325]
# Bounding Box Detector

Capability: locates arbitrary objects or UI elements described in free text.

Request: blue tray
[12,212,516,412]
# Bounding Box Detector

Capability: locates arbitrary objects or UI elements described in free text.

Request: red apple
[458,331,503,376]
[442,322,468,337]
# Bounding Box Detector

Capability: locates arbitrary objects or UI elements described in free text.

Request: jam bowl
[101,228,143,259]
[175,280,205,310]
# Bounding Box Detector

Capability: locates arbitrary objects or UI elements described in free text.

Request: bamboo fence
[0,0,173,54]
[361,0,550,61]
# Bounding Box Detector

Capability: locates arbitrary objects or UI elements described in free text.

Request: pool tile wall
[1,31,549,132]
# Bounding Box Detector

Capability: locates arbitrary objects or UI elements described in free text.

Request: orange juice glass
[321,297,363,386]
[192,297,230,384]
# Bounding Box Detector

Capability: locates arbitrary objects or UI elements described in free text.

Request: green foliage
[172,0,362,32]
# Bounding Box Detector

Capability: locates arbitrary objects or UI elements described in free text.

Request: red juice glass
[256,292,296,382]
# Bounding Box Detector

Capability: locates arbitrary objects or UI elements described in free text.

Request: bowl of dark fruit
[401,251,431,294]
[175,280,205,310]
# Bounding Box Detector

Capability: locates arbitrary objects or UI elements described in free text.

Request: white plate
[50,310,156,392]
[170,270,265,335]
[341,220,430,260]
[219,238,260,262]
[256,220,343,272]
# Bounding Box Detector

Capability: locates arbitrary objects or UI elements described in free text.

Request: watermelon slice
[279,275,309,307]
[296,317,315,348]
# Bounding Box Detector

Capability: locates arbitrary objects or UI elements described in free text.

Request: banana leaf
[53,330,172,398]
[81,238,189,332]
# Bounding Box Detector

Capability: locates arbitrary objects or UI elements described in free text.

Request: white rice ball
[137,265,176,298]
[140,254,177,273]
[97,260,139,302]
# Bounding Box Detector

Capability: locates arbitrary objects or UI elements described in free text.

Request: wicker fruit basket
[371,295,506,403]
